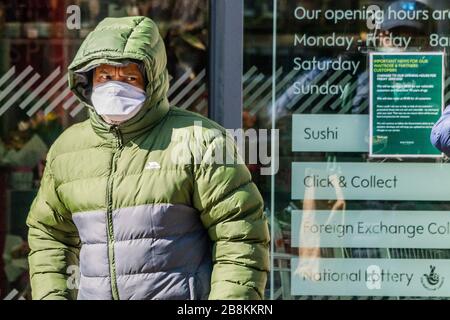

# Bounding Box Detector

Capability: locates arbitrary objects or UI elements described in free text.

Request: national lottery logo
[421,265,444,291]
[366,265,382,290]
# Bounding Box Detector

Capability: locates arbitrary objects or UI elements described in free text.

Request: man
[26,16,269,300]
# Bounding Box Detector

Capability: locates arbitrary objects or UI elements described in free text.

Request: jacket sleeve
[192,132,270,300]
[431,106,450,155]
[26,149,80,300]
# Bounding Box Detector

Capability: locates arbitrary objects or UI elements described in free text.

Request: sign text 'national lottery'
[291,258,450,297]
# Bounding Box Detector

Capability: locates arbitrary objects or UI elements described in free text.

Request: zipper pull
[112,125,123,149]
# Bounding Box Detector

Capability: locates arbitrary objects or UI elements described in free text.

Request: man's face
[93,63,145,90]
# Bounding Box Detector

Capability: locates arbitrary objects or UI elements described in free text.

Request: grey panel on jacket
[73,210,110,277]
[113,203,205,239]
[73,210,108,244]
[72,204,212,300]
[116,272,190,300]
[79,242,110,277]
[78,275,113,300]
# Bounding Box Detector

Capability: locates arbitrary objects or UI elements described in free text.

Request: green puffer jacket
[26,16,270,300]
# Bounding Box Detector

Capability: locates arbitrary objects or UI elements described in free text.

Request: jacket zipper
[106,125,123,300]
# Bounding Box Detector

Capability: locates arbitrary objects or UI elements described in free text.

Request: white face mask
[91,81,146,124]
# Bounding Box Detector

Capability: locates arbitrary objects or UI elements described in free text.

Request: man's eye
[127,77,136,81]
[100,75,111,80]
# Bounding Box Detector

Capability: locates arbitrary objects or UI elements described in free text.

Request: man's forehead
[95,63,142,73]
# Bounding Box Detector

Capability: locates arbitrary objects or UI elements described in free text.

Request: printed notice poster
[369,52,444,158]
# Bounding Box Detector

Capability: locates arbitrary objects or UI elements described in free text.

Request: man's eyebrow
[120,70,141,76]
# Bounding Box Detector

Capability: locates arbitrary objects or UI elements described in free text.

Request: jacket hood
[68,16,170,142]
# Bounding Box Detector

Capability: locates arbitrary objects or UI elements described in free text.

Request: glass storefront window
[245,0,450,299]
